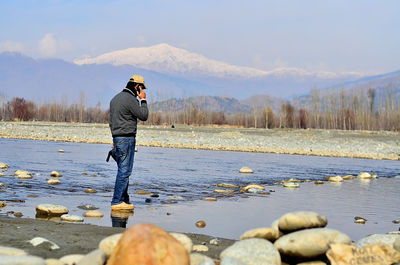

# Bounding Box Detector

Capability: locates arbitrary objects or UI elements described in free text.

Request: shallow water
[0,138,399,240]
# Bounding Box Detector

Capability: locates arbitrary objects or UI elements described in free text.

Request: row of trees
[0,87,399,131]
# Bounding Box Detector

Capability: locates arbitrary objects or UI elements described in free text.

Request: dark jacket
[109,89,148,137]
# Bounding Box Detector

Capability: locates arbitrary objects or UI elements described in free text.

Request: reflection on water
[0,138,399,240]
[111,211,133,228]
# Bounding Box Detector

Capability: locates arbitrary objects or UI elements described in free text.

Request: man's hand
[136,85,146,100]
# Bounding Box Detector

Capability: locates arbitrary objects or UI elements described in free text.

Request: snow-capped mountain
[74,43,359,80]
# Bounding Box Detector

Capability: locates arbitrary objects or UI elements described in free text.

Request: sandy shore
[0,121,399,160]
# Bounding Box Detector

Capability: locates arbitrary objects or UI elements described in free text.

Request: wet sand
[0,121,399,160]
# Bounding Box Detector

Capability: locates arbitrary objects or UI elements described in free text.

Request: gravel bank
[0,121,399,160]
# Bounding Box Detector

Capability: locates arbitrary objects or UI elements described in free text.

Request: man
[109,75,149,211]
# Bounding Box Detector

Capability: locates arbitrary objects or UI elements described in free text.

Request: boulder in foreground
[36,204,69,217]
[107,223,189,265]
[278,211,327,232]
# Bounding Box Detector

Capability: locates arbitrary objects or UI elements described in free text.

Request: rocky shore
[0,121,399,160]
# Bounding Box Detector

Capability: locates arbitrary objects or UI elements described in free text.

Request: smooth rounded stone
[189,253,214,265]
[210,238,220,246]
[107,223,189,265]
[217,183,239,188]
[98,233,122,257]
[47,178,60,185]
[0,162,9,169]
[0,255,46,264]
[46,258,64,265]
[214,189,234,193]
[221,257,247,265]
[36,204,68,216]
[221,238,281,265]
[354,216,367,224]
[283,182,299,188]
[50,171,62,178]
[136,190,151,195]
[355,233,400,249]
[326,176,343,182]
[170,232,193,253]
[240,227,280,242]
[342,175,355,180]
[76,249,106,265]
[14,212,23,218]
[239,166,253,174]
[58,149,64,153]
[59,254,84,265]
[193,245,209,252]
[0,173,4,176]
[0,201,6,208]
[274,228,351,259]
[314,180,324,185]
[278,211,327,232]
[83,210,104,218]
[243,184,264,192]
[393,219,400,224]
[77,204,99,210]
[28,237,60,250]
[60,214,84,222]
[196,220,206,228]
[0,246,28,256]
[84,188,97,193]
[15,170,33,179]
[201,197,217,202]
[357,172,376,179]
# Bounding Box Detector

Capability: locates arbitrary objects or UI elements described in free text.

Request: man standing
[109,75,148,211]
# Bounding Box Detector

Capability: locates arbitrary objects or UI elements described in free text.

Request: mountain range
[0,43,399,108]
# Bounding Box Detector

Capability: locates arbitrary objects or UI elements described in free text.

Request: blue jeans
[111,136,136,205]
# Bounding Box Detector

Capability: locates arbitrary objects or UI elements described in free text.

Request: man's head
[128,75,147,90]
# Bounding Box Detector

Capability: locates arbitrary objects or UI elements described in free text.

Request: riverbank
[0,121,399,160]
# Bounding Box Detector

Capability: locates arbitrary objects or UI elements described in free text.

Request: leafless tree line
[0,87,399,131]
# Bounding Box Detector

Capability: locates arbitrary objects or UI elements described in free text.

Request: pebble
[202,197,217,201]
[326,176,343,182]
[314,180,324,184]
[168,195,184,200]
[58,149,64,153]
[282,182,299,188]
[170,232,193,253]
[0,246,28,256]
[83,210,104,218]
[36,204,69,216]
[28,237,60,250]
[209,238,220,246]
[354,216,367,224]
[61,214,84,222]
[278,211,328,232]
[196,220,206,228]
[342,175,355,180]
[393,220,400,224]
[47,178,60,185]
[239,227,280,242]
[357,172,375,179]
[85,188,97,193]
[59,254,84,265]
[14,169,33,179]
[190,253,215,265]
[221,238,281,265]
[136,190,151,195]
[50,171,62,177]
[192,245,209,252]
[107,223,189,265]
[0,201,6,208]
[77,204,99,210]
[355,234,400,249]
[217,183,239,188]
[98,233,122,257]
[274,228,351,259]
[28,194,39,198]
[14,212,23,218]
[0,255,46,264]
[242,184,264,192]
[76,249,107,265]
[214,189,234,193]
[239,166,253,173]
[0,162,9,169]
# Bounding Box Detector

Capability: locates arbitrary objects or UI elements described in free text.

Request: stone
[283,182,299,188]
[136,190,151,195]
[358,172,373,179]
[83,210,104,218]
[342,175,355,180]
[50,171,62,177]
[202,197,217,201]
[0,255,46,264]
[14,212,23,218]
[240,227,280,242]
[220,238,281,265]
[196,220,206,228]
[394,237,400,252]
[170,232,193,253]
[243,184,264,192]
[278,211,327,232]
[76,249,107,265]
[47,178,60,185]
[169,195,184,200]
[98,233,122,257]
[58,149,64,153]
[221,257,247,265]
[107,223,189,265]
[214,189,234,193]
[59,254,84,265]
[46,258,64,265]
[0,162,9,169]
[327,243,400,265]
[85,188,97,193]
[314,180,324,185]
[326,176,343,182]
[77,204,99,210]
[210,238,220,246]
[274,228,351,259]
[0,201,6,208]
[189,253,215,265]
[393,220,400,224]
[192,245,209,252]
[217,183,239,188]
[36,204,68,216]
[0,246,27,256]
[61,214,84,222]
[355,234,400,249]
[28,237,60,250]
[15,169,32,179]
[239,167,253,173]
[354,216,367,224]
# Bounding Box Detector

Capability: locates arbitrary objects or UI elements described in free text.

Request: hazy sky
[1,0,399,74]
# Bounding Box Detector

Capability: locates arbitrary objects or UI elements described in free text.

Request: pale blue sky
[1,0,399,74]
